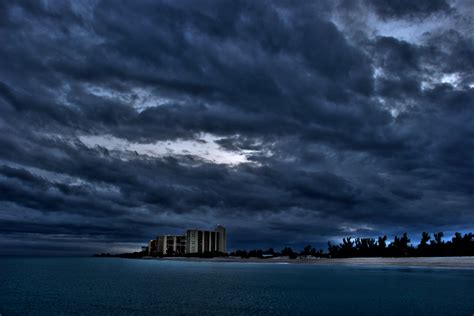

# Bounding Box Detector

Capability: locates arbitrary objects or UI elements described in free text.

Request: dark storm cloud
[366,0,452,19]
[0,0,473,254]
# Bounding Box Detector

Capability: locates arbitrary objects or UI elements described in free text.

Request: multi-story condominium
[215,225,226,253]
[154,225,226,255]
[185,225,226,254]
[148,239,157,256]
[157,235,186,255]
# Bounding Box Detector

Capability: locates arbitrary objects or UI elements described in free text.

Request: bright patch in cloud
[422,72,462,90]
[79,134,256,165]
[85,85,177,112]
[367,13,450,43]
[440,73,461,86]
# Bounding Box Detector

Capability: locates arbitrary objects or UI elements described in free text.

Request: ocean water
[0,258,473,315]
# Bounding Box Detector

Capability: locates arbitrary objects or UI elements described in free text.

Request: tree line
[230,232,474,259]
[328,232,474,258]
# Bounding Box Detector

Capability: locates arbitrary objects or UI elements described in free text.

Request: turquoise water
[0,258,473,315]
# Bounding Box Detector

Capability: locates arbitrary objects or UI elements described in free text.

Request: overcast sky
[0,0,473,255]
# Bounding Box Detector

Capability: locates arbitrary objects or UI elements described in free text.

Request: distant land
[94,231,474,269]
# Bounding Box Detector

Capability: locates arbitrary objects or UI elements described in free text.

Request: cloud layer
[0,0,473,254]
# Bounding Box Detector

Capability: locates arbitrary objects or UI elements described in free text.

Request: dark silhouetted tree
[377,235,387,256]
[417,232,431,256]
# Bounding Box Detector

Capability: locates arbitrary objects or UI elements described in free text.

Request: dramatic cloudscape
[0,0,473,255]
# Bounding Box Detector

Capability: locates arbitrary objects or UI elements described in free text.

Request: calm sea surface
[0,257,473,315]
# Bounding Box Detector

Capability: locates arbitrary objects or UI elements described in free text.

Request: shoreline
[136,256,474,269]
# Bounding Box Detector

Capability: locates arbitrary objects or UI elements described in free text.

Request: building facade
[153,225,226,255]
[148,239,157,256]
[185,225,226,254]
[216,225,226,253]
[157,235,186,255]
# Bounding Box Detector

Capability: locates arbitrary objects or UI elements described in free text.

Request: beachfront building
[216,225,226,253]
[153,225,226,255]
[148,239,157,256]
[156,235,186,255]
[185,225,226,254]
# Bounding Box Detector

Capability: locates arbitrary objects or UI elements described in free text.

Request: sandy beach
[148,256,474,269]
